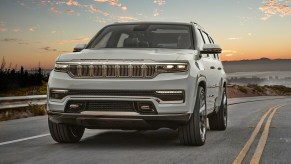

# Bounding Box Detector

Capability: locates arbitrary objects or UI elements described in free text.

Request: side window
[195,28,205,50]
[199,30,209,58]
[209,37,214,44]
[117,33,129,48]
[201,31,211,44]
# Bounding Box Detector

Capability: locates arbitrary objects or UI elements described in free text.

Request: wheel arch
[215,78,227,111]
[191,75,207,114]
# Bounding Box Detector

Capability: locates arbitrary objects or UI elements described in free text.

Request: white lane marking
[0,133,50,146]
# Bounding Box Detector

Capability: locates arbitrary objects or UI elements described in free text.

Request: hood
[57,49,197,62]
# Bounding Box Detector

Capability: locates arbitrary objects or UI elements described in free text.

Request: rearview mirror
[73,44,87,52]
[200,44,222,54]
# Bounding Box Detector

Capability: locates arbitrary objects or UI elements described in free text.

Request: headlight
[54,63,69,72]
[157,63,188,73]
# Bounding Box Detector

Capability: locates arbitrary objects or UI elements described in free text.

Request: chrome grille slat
[94,65,103,77]
[118,65,129,77]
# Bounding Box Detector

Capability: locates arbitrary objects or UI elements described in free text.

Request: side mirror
[73,44,87,52]
[201,44,222,54]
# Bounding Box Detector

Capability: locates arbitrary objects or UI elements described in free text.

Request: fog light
[66,101,85,113]
[155,90,185,103]
[140,105,150,110]
[155,91,183,94]
[50,89,68,100]
[70,104,81,109]
[137,102,155,113]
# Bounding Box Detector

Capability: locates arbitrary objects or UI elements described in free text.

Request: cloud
[66,0,79,6]
[227,37,242,40]
[94,0,127,10]
[41,46,58,52]
[66,8,74,15]
[261,14,272,20]
[154,0,166,6]
[18,0,138,25]
[117,16,138,22]
[0,21,7,32]
[12,29,20,32]
[222,50,237,53]
[248,33,252,36]
[28,27,37,32]
[1,38,22,42]
[95,16,108,23]
[50,6,61,14]
[222,50,238,57]
[153,9,159,16]
[17,42,29,45]
[1,38,29,45]
[260,0,291,20]
[57,36,90,45]
[83,4,110,16]
[0,27,6,32]
[51,30,57,34]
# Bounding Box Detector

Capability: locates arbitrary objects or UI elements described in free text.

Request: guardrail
[0,95,47,110]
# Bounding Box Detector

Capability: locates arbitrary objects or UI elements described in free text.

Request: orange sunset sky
[0,0,291,69]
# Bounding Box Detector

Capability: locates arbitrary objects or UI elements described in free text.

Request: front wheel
[48,118,85,143]
[178,86,207,146]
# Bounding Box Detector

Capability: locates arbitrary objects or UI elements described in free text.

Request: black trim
[48,111,191,129]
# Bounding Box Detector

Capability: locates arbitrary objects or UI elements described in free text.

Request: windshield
[87,24,194,49]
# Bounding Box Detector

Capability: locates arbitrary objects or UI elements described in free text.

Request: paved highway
[0,96,290,164]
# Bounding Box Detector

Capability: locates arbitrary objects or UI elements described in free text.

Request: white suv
[47,22,227,146]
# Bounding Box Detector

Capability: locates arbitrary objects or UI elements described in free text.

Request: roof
[109,21,204,30]
[110,21,194,26]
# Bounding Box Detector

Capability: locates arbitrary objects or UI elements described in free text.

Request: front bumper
[48,111,191,130]
[48,71,198,114]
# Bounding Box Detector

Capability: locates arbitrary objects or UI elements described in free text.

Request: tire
[48,118,85,143]
[178,86,207,146]
[208,87,227,130]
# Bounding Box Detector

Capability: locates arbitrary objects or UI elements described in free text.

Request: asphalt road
[0,96,290,164]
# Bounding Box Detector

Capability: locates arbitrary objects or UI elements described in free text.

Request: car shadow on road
[77,128,182,149]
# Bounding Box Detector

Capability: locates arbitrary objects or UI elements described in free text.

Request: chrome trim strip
[89,65,94,77]
[81,111,140,116]
[56,60,189,65]
[77,65,82,77]
[49,95,184,104]
[128,64,133,77]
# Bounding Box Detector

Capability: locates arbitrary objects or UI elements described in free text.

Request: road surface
[0,96,290,164]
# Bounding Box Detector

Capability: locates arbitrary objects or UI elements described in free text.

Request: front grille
[64,100,157,114]
[68,63,157,78]
[87,101,134,112]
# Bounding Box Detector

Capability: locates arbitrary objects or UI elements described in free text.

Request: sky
[0,0,291,69]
